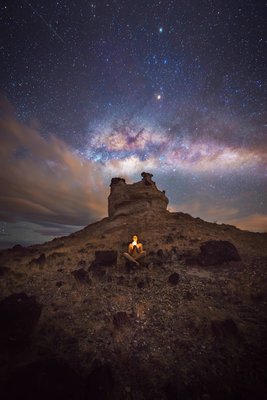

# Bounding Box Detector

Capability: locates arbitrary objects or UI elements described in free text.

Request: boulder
[198,240,241,266]
[30,253,46,266]
[71,268,91,284]
[91,250,117,268]
[12,244,25,251]
[0,292,42,347]
[108,172,168,217]
[168,272,180,285]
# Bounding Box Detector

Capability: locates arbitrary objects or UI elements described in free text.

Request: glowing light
[159,27,163,33]
[157,94,161,100]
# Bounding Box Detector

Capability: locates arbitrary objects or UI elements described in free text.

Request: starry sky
[0,0,266,248]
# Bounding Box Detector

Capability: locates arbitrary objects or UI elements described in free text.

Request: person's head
[132,235,138,243]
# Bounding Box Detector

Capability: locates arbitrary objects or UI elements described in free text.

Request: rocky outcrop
[0,293,42,348]
[198,240,241,266]
[108,172,169,218]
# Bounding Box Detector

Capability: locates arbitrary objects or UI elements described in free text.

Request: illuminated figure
[123,235,146,266]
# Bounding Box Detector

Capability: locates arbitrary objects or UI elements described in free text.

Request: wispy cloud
[0,96,108,227]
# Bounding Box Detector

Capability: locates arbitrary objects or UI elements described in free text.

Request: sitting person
[123,235,146,266]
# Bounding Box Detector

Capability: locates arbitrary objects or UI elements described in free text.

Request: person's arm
[128,243,133,254]
[137,243,143,253]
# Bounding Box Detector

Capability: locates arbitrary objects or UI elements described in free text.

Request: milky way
[0,1,266,247]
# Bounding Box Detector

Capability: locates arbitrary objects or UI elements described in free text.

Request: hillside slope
[0,173,267,399]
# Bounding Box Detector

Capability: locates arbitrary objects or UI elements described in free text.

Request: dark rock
[157,249,164,258]
[141,171,155,185]
[211,318,240,339]
[165,234,174,244]
[48,252,65,260]
[12,244,25,251]
[91,250,117,268]
[168,272,180,285]
[0,292,42,348]
[78,260,86,267]
[198,240,241,266]
[71,268,91,284]
[56,281,64,287]
[30,253,46,266]
[113,312,130,328]
[1,359,84,400]
[136,277,150,289]
[57,268,64,272]
[0,266,9,277]
[85,364,114,400]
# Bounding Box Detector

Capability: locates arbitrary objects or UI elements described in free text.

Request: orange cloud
[226,214,267,232]
[0,97,108,226]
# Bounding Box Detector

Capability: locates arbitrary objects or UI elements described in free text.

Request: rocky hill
[0,172,267,400]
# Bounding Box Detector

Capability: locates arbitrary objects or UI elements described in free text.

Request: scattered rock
[56,281,64,287]
[48,252,66,260]
[157,249,164,258]
[78,260,87,267]
[113,312,130,328]
[71,268,91,284]
[165,235,174,244]
[135,277,150,289]
[198,240,241,266]
[0,292,42,348]
[168,272,180,285]
[30,253,46,266]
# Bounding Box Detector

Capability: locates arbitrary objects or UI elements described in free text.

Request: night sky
[0,0,266,248]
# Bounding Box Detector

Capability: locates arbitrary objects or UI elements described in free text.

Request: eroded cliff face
[108,172,169,218]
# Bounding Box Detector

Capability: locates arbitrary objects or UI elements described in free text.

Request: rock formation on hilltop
[108,172,169,218]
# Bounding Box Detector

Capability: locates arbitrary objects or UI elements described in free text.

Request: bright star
[157,94,161,100]
[159,27,163,33]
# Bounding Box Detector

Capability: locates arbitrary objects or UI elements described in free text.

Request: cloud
[226,214,267,232]
[169,200,239,222]
[0,96,108,227]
